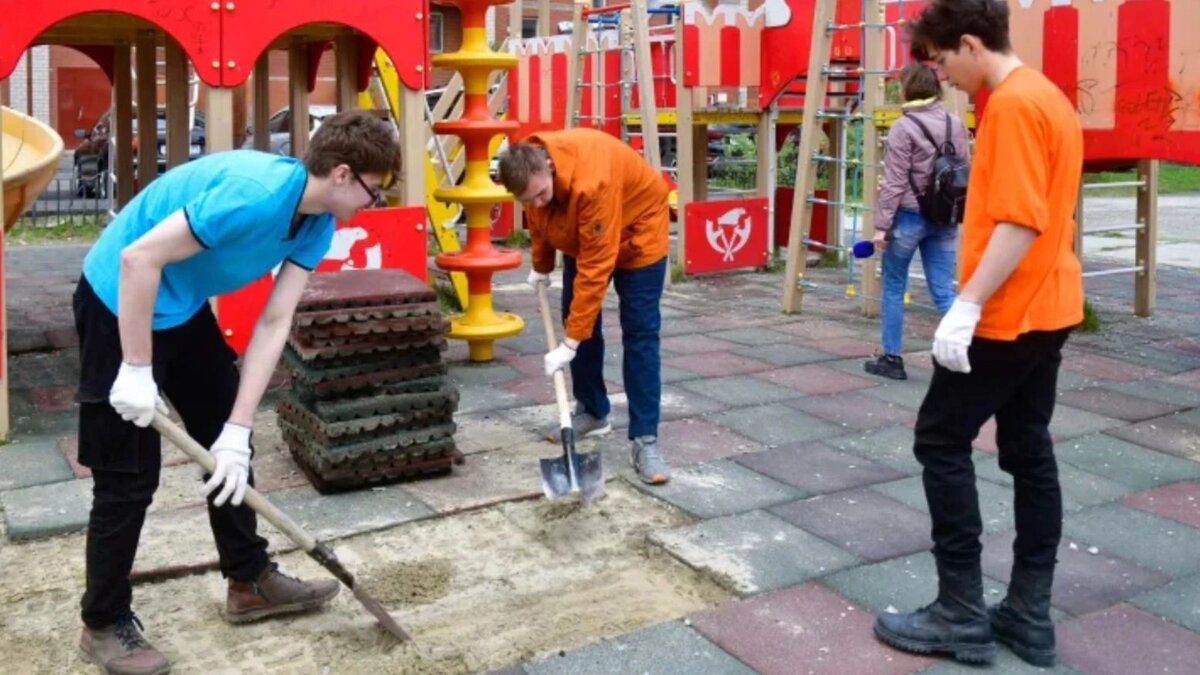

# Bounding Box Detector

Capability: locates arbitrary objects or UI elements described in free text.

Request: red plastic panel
[0,0,222,84]
[216,206,427,354]
[773,187,827,254]
[219,0,428,88]
[683,197,769,274]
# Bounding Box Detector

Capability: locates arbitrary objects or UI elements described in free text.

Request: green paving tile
[826,426,922,475]
[524,621,754,675]
[1062,503,1200,577]
[0,437,75,490]
[1,477,92,540]
[706,327,795,346]
[919,650,1084,674]
[872,475,1016,534]
[651,510,861,595]
[1129,573,1200,633]
[730,342,836,367]
[1048,404,1124,440]
[629,460,801,519]
[677,375,806,407]
[973,455,1134,512]
[1054,433,1200,490]
[821,552,1008,615]
[861,380,929,410]
[711,403,844,447]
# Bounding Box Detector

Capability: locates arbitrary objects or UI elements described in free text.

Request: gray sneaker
[79,611,172,675]
[547,407,612,442]
[632,436,670,485]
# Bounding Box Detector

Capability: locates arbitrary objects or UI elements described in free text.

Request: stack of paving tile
[277,269,461,493]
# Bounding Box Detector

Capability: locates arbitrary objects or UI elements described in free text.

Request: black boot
[864,354,907,380]
[874,564,996,664]
[991,567,1056,667]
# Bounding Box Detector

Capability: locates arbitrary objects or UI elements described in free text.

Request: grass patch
[670,262,689,284]
[1080,298,1101,333]
[8,216,105,244]
[759,255,786,273]
[1086,163,1200,196]
[818,249,842,268]
[503,229,531,249]
[435,281,463,314]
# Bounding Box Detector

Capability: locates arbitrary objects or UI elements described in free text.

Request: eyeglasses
[350,169,383,206]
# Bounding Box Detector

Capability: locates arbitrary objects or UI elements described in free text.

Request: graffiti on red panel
[684,198,769,274]
[216,206,427,355]
[1006,0,1200,164]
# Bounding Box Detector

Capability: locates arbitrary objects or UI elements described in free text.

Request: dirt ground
[0,482,729,673]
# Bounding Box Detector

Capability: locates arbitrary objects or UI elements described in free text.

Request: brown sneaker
[78,612,171,675]
[224,564,340,624]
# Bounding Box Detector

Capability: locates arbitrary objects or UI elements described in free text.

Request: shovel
[151,412,413,642]
[535,280,605,504]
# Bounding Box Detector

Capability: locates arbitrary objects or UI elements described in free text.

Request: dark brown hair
[900,63,941,102]
[908,0,1011,61]
[497,142,550,196]
[304,110,401,180]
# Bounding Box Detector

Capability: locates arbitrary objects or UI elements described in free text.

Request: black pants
[914,329,1071,575]
[74,278,270,628]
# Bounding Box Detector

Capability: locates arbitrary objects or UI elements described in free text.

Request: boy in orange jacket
[498,128,671,484]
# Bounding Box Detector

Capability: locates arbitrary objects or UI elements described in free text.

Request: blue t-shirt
[83,150,334,329]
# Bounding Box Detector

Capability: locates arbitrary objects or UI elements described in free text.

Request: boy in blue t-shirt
[75,111,400,674]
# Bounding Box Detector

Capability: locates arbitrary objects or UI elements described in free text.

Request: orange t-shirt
[525,128,670,342]
[961,66,1084,341]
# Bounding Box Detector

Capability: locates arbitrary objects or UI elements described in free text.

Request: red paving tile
[1105,417,1200,459]
[1058,387,1186,422]
[661,334,738,355]
[1121,481,1200,530]
[30,385,77,413]
[785,392,916,431]
[664,351,774,377]
[1061,351,1165,382]
[690,582,938,675]
[1058,604,1200,675]
[754,364,878,396]
[813,337,880,358]
[773,319,860,341]
[658,418,765,466]
[1167,368,1200,391]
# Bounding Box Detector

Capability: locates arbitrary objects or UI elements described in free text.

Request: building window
[521,17,538,39]
[430,12,444,53]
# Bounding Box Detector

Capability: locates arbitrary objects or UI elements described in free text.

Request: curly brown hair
[304,110,401,182]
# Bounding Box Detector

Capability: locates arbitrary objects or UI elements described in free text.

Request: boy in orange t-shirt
[873,1,1083,669]
[497,129,672,485]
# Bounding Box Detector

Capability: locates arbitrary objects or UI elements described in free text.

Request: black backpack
[905,112,969,227]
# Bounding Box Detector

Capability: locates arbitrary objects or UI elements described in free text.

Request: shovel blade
[352,584,414,642]
[539,456,573,498]
[575,450,605,503]
[539,450,605,501]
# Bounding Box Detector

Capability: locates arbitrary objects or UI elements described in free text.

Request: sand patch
[0,481,728,673]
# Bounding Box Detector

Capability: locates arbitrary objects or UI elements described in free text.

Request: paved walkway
[3,241,1200,673]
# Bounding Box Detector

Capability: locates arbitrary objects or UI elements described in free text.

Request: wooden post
[135,32,158,191]
[564,1,587,131]
[826,117,845,254]
[630,0,661,169]
[288,37,311,158]
[780,0,836,313]
[205,86,235,153]
[674,10,694,268]
[757,106,777,253]
[859,0,884,318]
[335,30,359,112]
[399,88,425,206]
[0,107,8,440]
[164,40,190,169]
[509,0,525,233]
[113,42,135,209]
[1134,158,1158,317]
[252,55,271,152]
[538,0,552,36]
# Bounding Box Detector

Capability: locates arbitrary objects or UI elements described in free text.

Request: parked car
[73,107,206,197]
[242,105,339,156]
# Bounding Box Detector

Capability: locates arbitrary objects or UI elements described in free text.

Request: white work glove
[527,269,551,289]
[544,339,579,377]
[109,362,168,428]
[204,423,252,507]
[932,299,982,374]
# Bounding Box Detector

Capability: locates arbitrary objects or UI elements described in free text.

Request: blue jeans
[562,255,666,439]
[880,209,957,355]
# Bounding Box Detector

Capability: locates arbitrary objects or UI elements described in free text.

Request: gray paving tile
[1101,379,1200,408]
[1056,387,1187,423]
[457,384,538,415]
[1057,604,1200,675]
[1062,503,1200,577]
[524,621,754,675]
[447,361,523,386]
[730,342,837,367]
[711,403,844,447]
[264,484,433,541]
[0,436,76,490]
[628,460,801,519]
[1048,405,1124,440]
[973,455,1134,512]
[676,375,805,407]
[861,380,929,410]
[1,477,92,540]
[825,425,922,475]
[1054,433,1200,490]
[872,475,1016,534]
[822,552,1009,615]
[919,650,1084,674]
[651,510,860,595]
[1129,573,1200,633]
[706,327,795,346]
[735,441,905,495]
[770,489,931,561]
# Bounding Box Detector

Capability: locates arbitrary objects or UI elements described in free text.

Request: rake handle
[151,412,319,552]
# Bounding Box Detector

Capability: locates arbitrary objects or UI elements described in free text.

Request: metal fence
[18,175,113,230]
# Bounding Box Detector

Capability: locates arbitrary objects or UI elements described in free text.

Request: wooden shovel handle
[535,281,573,426]
[151,412,319,552]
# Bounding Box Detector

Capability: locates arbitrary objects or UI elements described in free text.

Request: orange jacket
[525,129,669,342]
